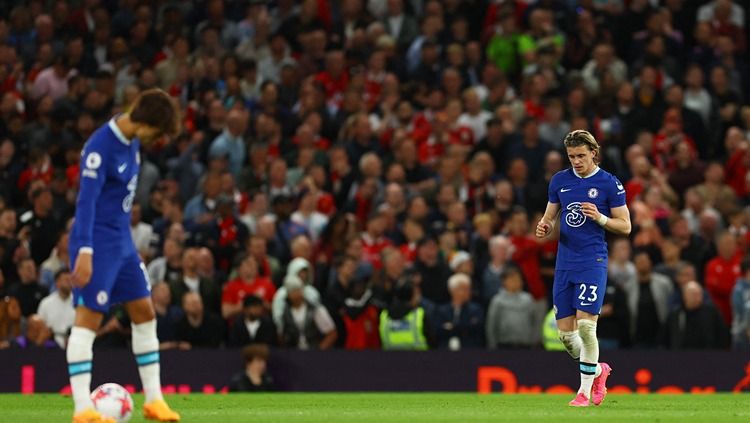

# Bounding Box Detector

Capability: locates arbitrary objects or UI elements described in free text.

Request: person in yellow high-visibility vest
[379,279,434,350]
[542,308,566,351]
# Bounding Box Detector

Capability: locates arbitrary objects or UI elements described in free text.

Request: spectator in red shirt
[704,231,742,326]
[361,209,393,270]
[221,254,276,321]
[399,218,424,264]
[314,50,349,111]
[17,149,53,192]
[652,108,698,172]
[505,207,545,302]
[505,207,547,345]
[724,127,750,197]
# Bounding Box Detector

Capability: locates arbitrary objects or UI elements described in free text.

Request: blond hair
[563,130,600,161]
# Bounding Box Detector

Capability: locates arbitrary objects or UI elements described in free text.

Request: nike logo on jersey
[118,163,127,173]
[560,188,572,192]
[580,302,592,306]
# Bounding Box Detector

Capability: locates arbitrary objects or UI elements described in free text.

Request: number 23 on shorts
[577,283,598,307]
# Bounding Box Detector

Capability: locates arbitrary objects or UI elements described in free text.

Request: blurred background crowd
[0,0,749,355]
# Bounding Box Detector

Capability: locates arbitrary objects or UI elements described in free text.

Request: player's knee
[74,306,105,330]
[126,298,156,323]
[577,319,597,343]
[558,330,575,347]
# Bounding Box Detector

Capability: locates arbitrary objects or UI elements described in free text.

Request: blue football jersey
[70,118,141,254]
[548,167,626,270]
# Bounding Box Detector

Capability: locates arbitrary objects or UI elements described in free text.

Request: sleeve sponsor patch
[85,152,102,170]
[615,179,625,195]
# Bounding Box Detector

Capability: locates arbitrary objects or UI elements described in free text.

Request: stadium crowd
[0,0,749,353]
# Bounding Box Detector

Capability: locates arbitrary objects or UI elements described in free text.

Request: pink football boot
[591,362,612,406]
[568,392,590,407]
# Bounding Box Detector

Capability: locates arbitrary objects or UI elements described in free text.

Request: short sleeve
[607,177,626,208]
[548,174,560,204]
[314,306,336,334]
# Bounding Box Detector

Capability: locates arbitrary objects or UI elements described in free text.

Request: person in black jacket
[597,281,631,349]
[663,281,729,349]
[434,273,484,349]
[228,295,278,347]
[175,292,225,348]
[228,344,274,392]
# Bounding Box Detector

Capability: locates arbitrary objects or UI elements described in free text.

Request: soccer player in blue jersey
[535,130,631,407]
[68,89,181,423]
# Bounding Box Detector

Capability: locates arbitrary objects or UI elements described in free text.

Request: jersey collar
[573,166,600,179]
[108,117,132,145]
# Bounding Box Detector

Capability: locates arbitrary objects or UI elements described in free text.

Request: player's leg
[114,257,179,422]
[68,306,106,419]
[69,250,118,423]
[572,268,608,404]
[574,312,599,401]
[552,270,581,360]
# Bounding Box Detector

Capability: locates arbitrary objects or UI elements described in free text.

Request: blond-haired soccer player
[535,130,631,406]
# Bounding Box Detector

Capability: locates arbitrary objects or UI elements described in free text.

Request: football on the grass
[90,383,134,422]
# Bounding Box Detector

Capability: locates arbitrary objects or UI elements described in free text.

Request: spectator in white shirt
[279,274,336,350]
[291,189,329,242]
[130,203,154,261]
[37,269,75,348]
[40,231,69,291]
[683,64,713,127]
[458,88,492,142]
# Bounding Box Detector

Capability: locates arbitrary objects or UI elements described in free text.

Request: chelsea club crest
[588,188,599,198]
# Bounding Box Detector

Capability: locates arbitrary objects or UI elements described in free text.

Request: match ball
[90,383,134,422]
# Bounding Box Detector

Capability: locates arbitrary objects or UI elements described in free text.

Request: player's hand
[72,252,93,288]
[535,219,551,238]
[580,202,601,220]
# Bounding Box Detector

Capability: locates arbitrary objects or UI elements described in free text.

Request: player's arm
[535,201,561,239]
[581,203,631,235]
[71,145,107,286]
[581,175,631,236]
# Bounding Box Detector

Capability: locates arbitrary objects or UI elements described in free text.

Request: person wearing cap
[340,276,381,350]
[270,192,309,265]
[414,235,452,304]
[379,278,435,350]
[279,273,337,350]
[228,295,278,348]
[434,272,484,350]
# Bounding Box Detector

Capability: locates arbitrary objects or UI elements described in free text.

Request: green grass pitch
[2,393,748,422]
